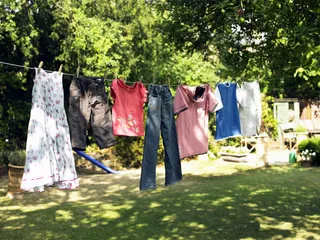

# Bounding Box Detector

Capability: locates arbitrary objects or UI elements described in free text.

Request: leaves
[159,0,320,98]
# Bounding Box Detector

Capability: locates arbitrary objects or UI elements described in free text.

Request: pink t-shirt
[111,79,147,136]
[174,85,219,159]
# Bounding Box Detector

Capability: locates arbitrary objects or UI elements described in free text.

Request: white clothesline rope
[0,60,297,86]
[0,60,180,86]
[0,61,75,77]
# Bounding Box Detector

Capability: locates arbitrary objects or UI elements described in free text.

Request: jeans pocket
[162,90,173,102]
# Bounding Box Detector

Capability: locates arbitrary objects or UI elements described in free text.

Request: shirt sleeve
[110,80,117,101]
[207,85,219,112]
[140,83,148,103]
[173,86,189,115]
[213,86,223,112]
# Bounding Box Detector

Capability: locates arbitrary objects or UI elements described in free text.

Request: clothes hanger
[38,61,44,74]
[58,64,63,76]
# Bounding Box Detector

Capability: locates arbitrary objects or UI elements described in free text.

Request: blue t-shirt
[214,83,241,140]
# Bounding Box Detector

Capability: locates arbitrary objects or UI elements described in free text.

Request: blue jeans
[140,85,182,190]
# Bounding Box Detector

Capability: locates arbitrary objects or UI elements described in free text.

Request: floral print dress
[21,68,79,192]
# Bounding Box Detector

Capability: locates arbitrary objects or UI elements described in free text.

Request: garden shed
[273,98,320,148]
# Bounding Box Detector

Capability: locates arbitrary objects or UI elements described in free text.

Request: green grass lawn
[0,160,319,240]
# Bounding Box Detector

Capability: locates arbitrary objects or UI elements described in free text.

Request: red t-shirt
[111,79,148,136]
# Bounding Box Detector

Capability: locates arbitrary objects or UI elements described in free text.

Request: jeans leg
[161,94,182,186]
[140,96,161,190]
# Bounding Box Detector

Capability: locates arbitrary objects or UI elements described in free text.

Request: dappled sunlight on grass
[0,161,320,240]
[211,196,233,206]
[55,210,73,221]
[249,189,273,196]
[149,202,162,208]
[187,222,206,229]
[162,214,177,222]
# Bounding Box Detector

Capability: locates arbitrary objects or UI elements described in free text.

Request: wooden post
[256,134,269,167]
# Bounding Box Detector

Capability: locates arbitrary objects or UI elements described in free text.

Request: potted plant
[6,150,26,199]
[219,146,249,162]
[298,137,320,167]
[294,124,308,144]
[299,149,316,167]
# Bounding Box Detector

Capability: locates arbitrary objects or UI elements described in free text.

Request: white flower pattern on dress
[21,68,79,192]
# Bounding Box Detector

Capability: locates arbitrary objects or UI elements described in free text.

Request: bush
[294,124,307,133]
[298,137,320,166]
[112,136,165,169]
[208,133,220,159]
[218,137,242,148]
[8,150,26,166]
[261,95,278,139]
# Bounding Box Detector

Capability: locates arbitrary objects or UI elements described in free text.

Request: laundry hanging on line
[111,79,148,136]
[21,68,79,192]
[0,62,261,157]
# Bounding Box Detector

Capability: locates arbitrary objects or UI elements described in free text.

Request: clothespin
[139,76,143,82]
[58,64,63,76]
[38,61,44,73]
[76,58,80,78]
[76,65,80,78]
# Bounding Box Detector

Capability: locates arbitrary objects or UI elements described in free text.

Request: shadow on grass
[0,166,319,240]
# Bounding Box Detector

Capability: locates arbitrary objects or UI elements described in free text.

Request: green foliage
[208,132,220,159]
[158,0,320,98]
[298,137,320,165]
[8,150,26,166]
[294,124,308,133]
[111,135,165,169]
[220,146,249,154]
[218,137,242,148]
[261,95,278,139]
[0,0,218,155]
[113,136,145,169]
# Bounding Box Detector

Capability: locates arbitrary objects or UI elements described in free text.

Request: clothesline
[0,60,295,86]
[0,60,177,86]
[0,61,75,77]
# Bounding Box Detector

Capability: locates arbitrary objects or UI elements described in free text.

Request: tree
[0,0,217,158]
[156,0,320,98]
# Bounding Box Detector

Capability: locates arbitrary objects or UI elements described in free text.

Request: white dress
[21,68,79,192]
